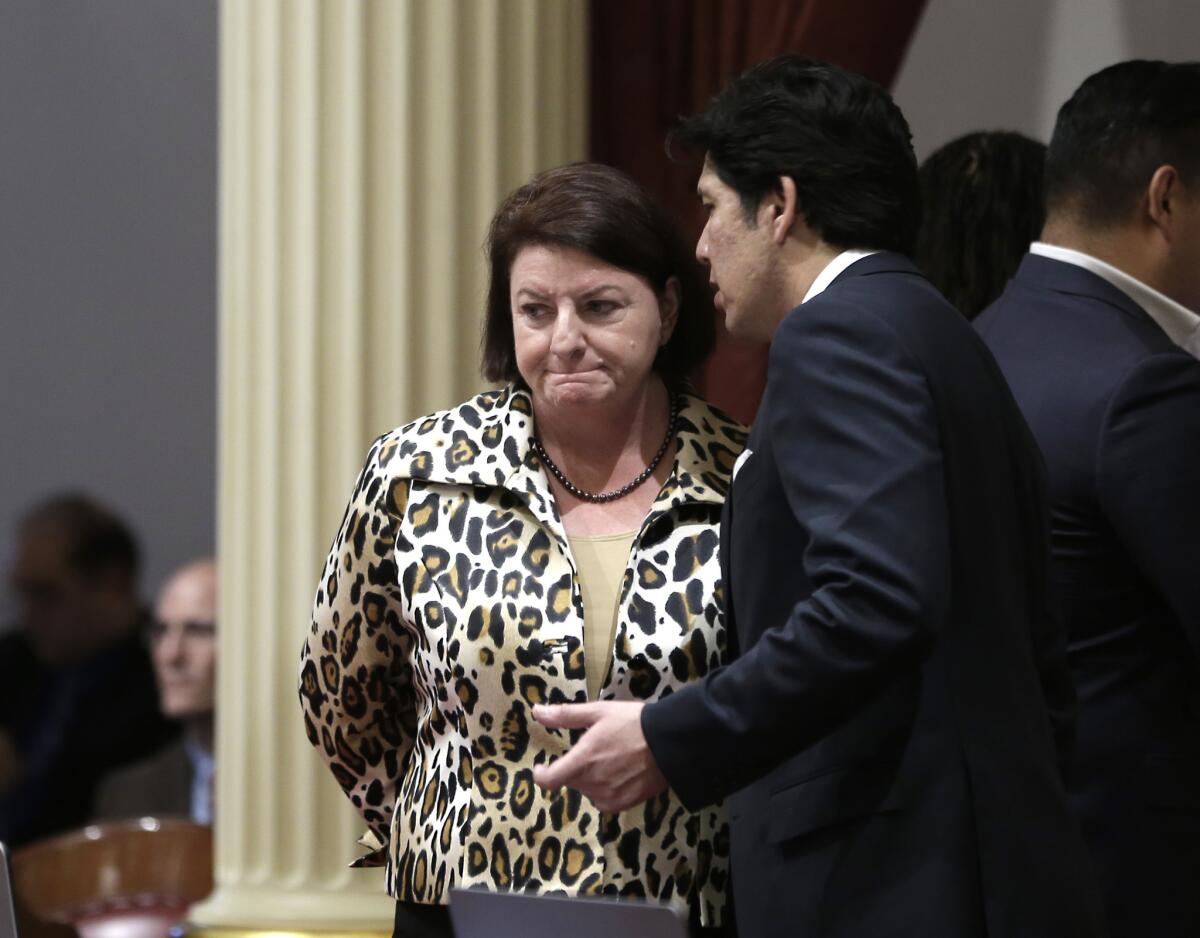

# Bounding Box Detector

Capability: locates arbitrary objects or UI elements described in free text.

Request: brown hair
[480,162,713,387]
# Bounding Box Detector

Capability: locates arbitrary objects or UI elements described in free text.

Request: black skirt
[392,901,453,938]
[391,899,732,938]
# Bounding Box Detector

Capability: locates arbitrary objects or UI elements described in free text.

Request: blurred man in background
[95,558,216,822]
[0,494,176,845]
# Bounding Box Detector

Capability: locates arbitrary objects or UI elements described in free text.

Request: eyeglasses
[146,620,217,642]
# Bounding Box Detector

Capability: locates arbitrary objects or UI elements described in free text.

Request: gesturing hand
[531,701,668,813]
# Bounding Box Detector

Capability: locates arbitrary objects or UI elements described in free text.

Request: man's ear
[759,176,799,245]
[659,277,681,346]
[1147,164,1180,238]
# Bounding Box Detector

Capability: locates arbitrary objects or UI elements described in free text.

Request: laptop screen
[449,888,688,938]
[0,842,18,938]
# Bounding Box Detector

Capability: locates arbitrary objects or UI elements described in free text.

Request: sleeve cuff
[349,828,388,868]
[642,686,729,811]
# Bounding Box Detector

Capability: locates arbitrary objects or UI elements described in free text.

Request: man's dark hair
[481,162,713,388]
[670,55,921,255]
[20,493,140,582]
[1045,59,1200,228]
[916,131,1046,319]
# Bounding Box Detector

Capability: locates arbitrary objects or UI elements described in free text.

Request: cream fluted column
[193,1,585,932]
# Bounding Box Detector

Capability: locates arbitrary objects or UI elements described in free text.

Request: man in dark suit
[531,57,1106,937]
[0,495,178,845]
[975,60,1200,938]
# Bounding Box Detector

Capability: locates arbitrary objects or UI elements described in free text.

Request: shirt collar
[1031,242,1200,358]
[184,735,215,776]
[803,249,880,304]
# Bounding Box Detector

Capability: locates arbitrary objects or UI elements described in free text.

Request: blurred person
[976,59,1200,937]
[0,495,177,845]
[534,57,1106,938]
[915,130,1046,319]
[300,162,745,938]
[95,559,216,823]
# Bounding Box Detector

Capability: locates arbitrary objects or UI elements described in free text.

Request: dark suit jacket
[0,625,179,846]
[94,738,193,822]
[976,253,1200,938]
[643,253,1106,938]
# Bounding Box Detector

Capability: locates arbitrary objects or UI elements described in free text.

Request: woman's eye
[520,303,549,318]
[586,300,617,314]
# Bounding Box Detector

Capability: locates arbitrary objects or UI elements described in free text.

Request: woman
[299,163,745,937]
[915,130,1046,319]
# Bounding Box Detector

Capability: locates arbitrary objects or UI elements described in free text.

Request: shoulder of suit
[95,738,191,815]
[1109,347,1200,406]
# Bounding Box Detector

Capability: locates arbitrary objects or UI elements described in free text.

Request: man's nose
[696,224,711,266]
[159,627,187,661]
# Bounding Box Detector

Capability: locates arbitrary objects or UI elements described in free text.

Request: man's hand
[531,701,668,813]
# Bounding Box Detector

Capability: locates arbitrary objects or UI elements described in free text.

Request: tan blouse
[567,530,637,699]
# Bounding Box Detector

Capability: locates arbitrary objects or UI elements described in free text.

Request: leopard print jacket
[299,384,745,925]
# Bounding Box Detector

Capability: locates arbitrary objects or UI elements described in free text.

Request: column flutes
[193,1,585,931]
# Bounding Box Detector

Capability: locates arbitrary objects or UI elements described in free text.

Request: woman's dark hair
[915,131,1046,320]
[669,55,921,254]
[481,162,713,387]
[1045,60,1200,228]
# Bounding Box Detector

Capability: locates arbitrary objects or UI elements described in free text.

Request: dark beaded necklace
[531,394,680,503]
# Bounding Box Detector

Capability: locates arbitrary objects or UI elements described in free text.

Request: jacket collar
[386,384,743,548]
[828,250,923,287]
[1012,251,1151,326]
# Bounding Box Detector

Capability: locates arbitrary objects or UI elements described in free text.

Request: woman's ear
[659,277,681,346]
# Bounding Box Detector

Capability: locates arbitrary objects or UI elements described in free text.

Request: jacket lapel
[398,386,743,566]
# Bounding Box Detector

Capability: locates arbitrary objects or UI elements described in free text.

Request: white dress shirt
[803,249,880,304]
[1031,242,1200,359]
[185,737,215,824]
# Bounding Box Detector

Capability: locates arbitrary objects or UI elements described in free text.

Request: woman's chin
[541,375,616,408]
[550,387,607,408]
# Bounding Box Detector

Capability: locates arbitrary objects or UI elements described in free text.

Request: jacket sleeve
[642,299,952,809]
[299,435,418,849]
[1097,352,1200,658]
[1024,448,1077,773]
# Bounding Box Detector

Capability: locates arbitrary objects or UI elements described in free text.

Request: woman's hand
[531,701,668,813]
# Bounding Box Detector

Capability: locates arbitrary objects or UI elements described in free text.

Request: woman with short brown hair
[300,162,742,938]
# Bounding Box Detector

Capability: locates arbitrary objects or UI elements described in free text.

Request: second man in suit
[976,60,1200,938]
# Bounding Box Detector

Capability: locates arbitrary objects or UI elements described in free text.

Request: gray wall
[0,1,218,619]
[894,0,1200,160]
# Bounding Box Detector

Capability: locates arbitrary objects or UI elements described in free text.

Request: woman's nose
[549,305,584,355]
